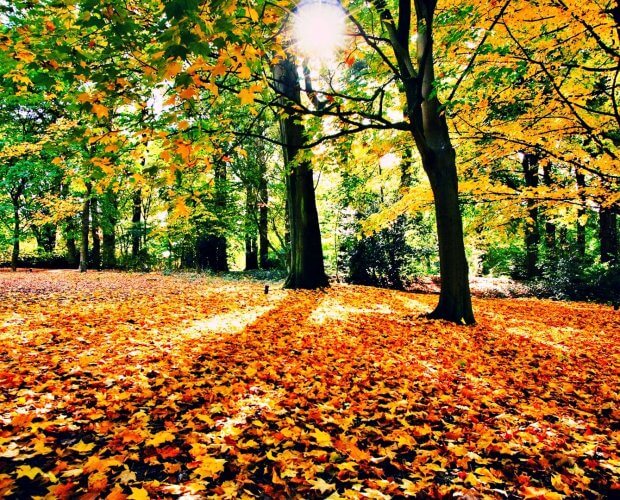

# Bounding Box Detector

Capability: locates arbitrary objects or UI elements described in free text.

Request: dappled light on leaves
[0,271,618,497]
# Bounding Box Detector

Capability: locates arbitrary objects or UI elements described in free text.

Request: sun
[291,0,346,62]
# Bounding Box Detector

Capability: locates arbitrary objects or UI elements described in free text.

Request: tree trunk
[11,200,20,272]
[423,148,474,324]
[213,161,229,272]
[258,160,269,268]
[131,188,142,258]
[245,184,258,270]
[65,218,79,267]
[79,183,91,272]
[600,206,618,264]
[522,153,540,278]
[402,0,473,323]
[90,195,101,270]
[542,163,556,261]
[576,168,587,258]
[101,190,118,269]
[274,55,328,289]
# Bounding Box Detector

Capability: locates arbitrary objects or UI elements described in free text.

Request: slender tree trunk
[11,200,20,272]
[101,190,118,269]
[274,55,328,289]
[576,168,587,258]
[542,163,556,261]
[600,206,618,264]
[90,196,101,270]
[213,161,229,272]
[245,184,258,270]
[79,183,91,272]
[258,160,269,268]
[131,188,142,258]
[522,153,540,278]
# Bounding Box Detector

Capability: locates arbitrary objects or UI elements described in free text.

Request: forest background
[0,0,618,314]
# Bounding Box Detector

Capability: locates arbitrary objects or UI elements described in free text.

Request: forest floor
[0,271,618,499]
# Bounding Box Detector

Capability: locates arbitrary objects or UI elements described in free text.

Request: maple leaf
[193,457,226,478]
[309,477,336,493]
[127,487,149,500]
[146,430,175,447]
[164,61,182,80]
[311,429,333,447]
[16,465,44,480]
[179,87,197,100]
[91,103,109,119]
[237,65,251,79]
[69,440,96,453]
[238,88,256,105]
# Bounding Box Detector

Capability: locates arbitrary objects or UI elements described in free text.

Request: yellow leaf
[246,7,259,22]
[146,431,175,447]
[16,50,35,63]
[164,61,182,80]
[69,440,96,453]
[311,429,332,447]
[309,477,336,493]
[127,487,149,500]
[77,92,93,103]
[16,465,44,480]
[193,456,226,478]
[237,65,251,79]
[91,103,109,119]
[238,88,256,105]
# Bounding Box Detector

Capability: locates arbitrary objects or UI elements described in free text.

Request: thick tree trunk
[274,55,328,289]
[576,168,587,258]
[522,153,540,278]
[381,0,474,322]
[258,160,269,268]
[90,196,101,270]
[423,148,474,324]
[11,201,20,272]
[131,188,141,258]
[79,183,91,272]
[600,206,618,264]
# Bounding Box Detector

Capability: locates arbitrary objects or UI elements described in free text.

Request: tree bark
[423,148,474,324]
[274,55,329,289]
[600,206,618,264]
[394,0,473,322]
[576,168,587,258]
[258,160,269,268]
[131,188,142,258]
[90,195,101,270]
[542,163,556,260]
[11,200,20,272]
[65,218,79,267]
[101,189,118,269]
[522,153,540,278]
[79,183,91,272]
[245,184,258,270]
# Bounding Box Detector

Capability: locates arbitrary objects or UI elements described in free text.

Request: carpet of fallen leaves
[0,271,618,499]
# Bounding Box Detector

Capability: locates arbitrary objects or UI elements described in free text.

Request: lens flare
[292,0,346,62]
